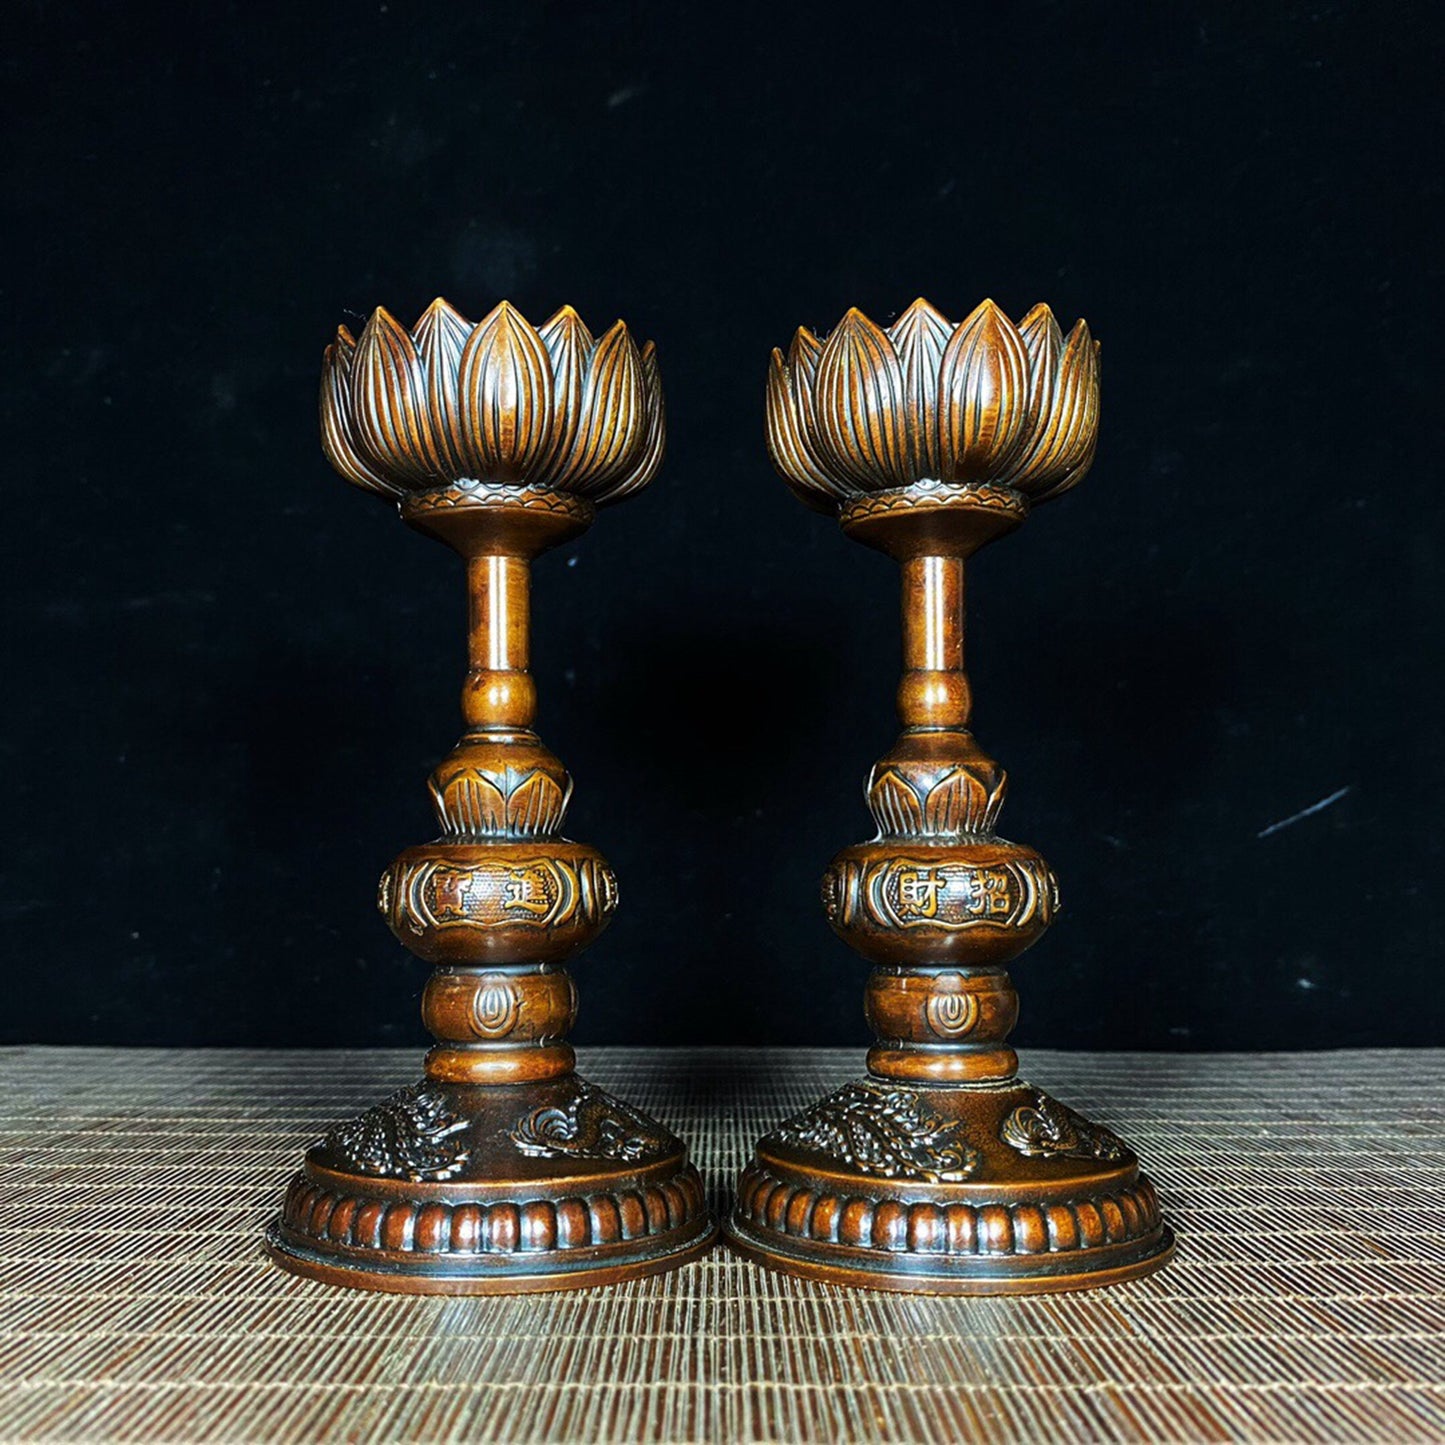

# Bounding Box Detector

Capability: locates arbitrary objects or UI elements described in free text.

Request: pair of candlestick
[265,296,1174,1296]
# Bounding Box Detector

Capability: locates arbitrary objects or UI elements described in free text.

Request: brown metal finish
[730,298,1174,1292]
[265,299,715,1292]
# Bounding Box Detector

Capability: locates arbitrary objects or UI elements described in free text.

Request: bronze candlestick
[728,298,1174,1293]
[266,299,714,1292]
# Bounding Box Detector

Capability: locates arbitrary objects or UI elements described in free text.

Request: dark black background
[5,2,1441,1051]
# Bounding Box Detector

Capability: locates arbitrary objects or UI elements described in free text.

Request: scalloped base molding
[265,1076,716,1294]
[725,1079,1174,1295]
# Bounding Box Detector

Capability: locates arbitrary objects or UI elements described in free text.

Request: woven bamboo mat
[1,1047,1443,1443]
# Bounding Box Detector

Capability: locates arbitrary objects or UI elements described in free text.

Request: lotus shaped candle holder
[265,299,714,1293]
[728,298,1174,1293]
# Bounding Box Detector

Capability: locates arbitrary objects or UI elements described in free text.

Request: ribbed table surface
[1,1047,1443,1443]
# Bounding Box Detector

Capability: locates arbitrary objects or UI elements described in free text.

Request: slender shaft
[462,552,537,730]
[897,554,971,729]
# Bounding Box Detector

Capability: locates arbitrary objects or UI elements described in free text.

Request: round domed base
[265,1074,715,1294]
[726,1077,1173,1295]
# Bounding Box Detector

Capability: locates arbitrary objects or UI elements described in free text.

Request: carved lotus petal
[321,329,400,497]
[789,326,823,389]
[429,762,572,839]
[1001,310,1099,500]
[319,299,663,504]
[766,344,841,513]
[1004,304,1064,481]
[868,762,1008,839]
[505,769,570,835]
[594,340,665,504]
[533,305,590,475]
[888,298,951,478]
[549,320,645,491]
[428,767,507,837]
[412,298,473,477]
[868,770,924,837]
[814,310,911,490]
[982,771,1008,832]
[352,308,445,486]
[764,297,1099,512]
[1029,322,1101,502]
[921,769,993,836]
[457,302,555,482]
[937,299,1028,483]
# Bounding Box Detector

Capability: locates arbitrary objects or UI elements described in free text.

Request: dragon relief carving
[323,1085,471,1182]
[1000,1091,1127,1162]
[767,1082,980,1182]
[510,1083,674,1163]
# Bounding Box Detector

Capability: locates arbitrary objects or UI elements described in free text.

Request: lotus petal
[412,297,473,476]
[999,303,1063,485]
[983,771,1008,831]
[868,770,924,836]
[427,766,507,836]
[766,346,845,512]
[534,305,593,480]
[814,309,911,490]
[888,298,952,479]
[351,307,444,485]
[550,320,645,493]
[936,299,1028,482]
[1026,321,1100,501]
[504,769,569,835]
[457,302,555,481]
[788,326,823,389]
[320,328,401,497]
[922,768,992,835]
[594,339,665,504]
[786,329,837,488]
